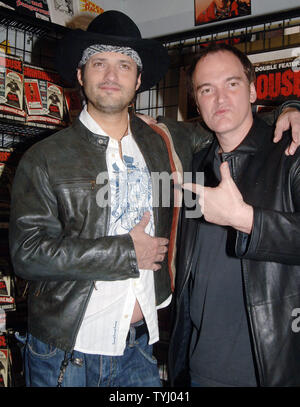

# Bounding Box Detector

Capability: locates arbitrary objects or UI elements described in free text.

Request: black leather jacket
[169,117,300,387]
[9,115,210,352]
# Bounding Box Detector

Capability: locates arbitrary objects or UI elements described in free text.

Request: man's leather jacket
[9,115,210,352]
[169,117,300,387]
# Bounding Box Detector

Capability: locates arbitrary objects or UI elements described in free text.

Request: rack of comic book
[0,6,83,387]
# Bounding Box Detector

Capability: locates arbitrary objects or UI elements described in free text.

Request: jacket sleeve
[256,99,300,126]
[236,160,300,265]
[157,116,214,154]
[9,153,139,282]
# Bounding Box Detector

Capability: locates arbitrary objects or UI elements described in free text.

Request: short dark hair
[186,43,255,97]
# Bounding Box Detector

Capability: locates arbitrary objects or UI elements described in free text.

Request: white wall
[93,0,124,12]
[93,0,300,38]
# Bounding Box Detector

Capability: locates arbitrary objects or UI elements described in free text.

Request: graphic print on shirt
[110,154,154,235]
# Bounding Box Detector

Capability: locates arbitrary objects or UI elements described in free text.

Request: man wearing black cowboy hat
[9,10,300,387]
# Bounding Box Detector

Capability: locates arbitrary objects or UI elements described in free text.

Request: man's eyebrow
[118,59,134,64]
[196,75,243,90]
[226,76,243,81]
[91,56,133,64]
[196,82,212,91]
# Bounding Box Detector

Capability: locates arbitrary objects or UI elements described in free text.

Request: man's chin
[210,121,233,134]
[93,100,129,114]
[100,105,127,114]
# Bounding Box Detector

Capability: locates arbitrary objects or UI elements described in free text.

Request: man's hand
[129,212,169,271]
[274,107,300,155]
[183,162,254,234]
[135,113,157,125]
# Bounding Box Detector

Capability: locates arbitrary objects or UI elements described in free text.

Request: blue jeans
[17,331,162,387]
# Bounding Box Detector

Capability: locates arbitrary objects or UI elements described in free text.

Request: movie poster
[253,57,300,105]
[2,0,51,21]
[248,49,300,106]
[48,0,104,27]
[47,0,79,26]
[0,333,11,387]
[0,54,25,122]
[195,0,251,26]
[24,64,65,128]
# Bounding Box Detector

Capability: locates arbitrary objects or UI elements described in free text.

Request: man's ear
[249,82,257,104]
[135,73,141,92]
[77,68,83,87]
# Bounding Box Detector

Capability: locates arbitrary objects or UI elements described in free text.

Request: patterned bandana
[78,44,143,70]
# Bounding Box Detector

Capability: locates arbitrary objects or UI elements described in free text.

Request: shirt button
[98,139,104,144]
[124,314,128,319]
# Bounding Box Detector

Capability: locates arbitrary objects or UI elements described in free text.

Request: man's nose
[215,87,226,103]
[104,65,118,81]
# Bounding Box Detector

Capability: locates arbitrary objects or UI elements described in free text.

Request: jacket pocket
[53,178,105,235]
[53,178,97,191]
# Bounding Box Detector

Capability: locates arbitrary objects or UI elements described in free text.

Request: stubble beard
[88,83,136,115]
[92,98,129,114]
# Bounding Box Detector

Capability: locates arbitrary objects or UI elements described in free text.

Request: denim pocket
[27,334,58,358]
[25,334,66,386]
[136,338,157,365]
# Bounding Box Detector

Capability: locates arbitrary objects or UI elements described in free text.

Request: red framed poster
[195,0,251,26]
[249,48,300,105]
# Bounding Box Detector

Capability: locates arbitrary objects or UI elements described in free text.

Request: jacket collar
[198,116,274,168]
[223,116,273,157]
[71,115,171,173]
[73,117,109,150]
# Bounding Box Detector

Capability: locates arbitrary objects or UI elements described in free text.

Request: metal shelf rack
[0,6,69,148]
[135,7,300,120]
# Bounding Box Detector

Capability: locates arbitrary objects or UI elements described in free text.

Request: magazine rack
[0,7,69,386]
[0,6,69,149]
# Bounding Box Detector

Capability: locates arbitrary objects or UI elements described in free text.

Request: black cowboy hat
[55,10,169,93]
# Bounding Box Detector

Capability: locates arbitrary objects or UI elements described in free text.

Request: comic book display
[24,64,66,128]
[0,272,15,312]
[0,55,25,123]
[0,0,50,21]
[0,56,82,387]
[0,333,12,387]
